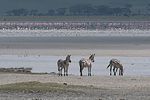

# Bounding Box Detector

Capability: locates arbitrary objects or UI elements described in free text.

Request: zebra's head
[89,54,95,62]
[66,55,71,63]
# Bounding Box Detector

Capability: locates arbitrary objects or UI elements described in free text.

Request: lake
[0,55,150,76]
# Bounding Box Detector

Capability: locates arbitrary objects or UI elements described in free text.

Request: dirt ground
[0,74,150,100]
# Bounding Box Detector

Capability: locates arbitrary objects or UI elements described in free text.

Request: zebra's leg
[88,66,92,76]
[59,70,61,76]
[119,68,121,75]
[90,66,92,76]
[60,69,62,76]
[90,67,92,76]
[58,71,60,76]
[64,67,66,76]
[121,69,123,76]
[120,68,123,76]
[110,65,112,76]
[58,67,62,76]
[121,71,123,76]
[58,67,60,76]
[80,68,83,76]
[66,66,68,76]
[58,66,60,76]
[80,64,83,76]
[113,67,116,76]
[88,67,90,76]
[115,68,118,76]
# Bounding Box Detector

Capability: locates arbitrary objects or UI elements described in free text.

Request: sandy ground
[1,74,150,89]
[0,74,150,100]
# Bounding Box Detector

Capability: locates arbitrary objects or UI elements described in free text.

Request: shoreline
[0,73,150,88]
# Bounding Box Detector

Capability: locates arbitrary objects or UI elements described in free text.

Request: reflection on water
[0,55,150,76]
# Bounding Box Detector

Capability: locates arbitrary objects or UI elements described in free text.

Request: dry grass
[0,81,94,93]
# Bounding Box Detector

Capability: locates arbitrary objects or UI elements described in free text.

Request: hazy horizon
[0,0,150,15]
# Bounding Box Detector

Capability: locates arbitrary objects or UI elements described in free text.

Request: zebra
[57,55,71,76]
[79,54,95,76]
[107,59,123,76]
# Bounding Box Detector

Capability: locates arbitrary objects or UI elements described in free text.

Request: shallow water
[0,55,150,76]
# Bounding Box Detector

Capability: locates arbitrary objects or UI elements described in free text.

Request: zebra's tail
[107,63,111,69]
[57,60,61,71]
